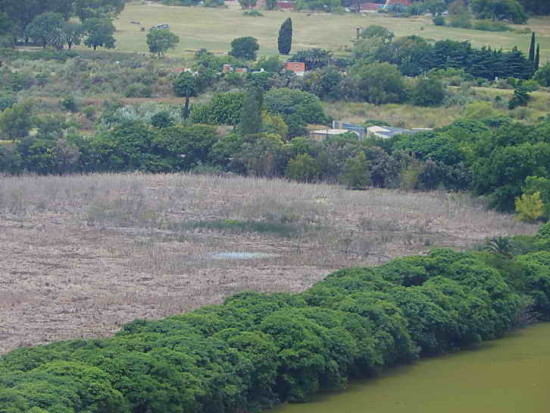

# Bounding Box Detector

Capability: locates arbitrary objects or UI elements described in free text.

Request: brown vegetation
[0,173,536,354]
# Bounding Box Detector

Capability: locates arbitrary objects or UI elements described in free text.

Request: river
[275,323,550,413]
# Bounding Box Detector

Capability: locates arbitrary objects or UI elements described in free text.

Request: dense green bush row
[1,224,549,412]
[3,111,550,215]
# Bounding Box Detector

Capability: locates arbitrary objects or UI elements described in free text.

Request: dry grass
[0,173,537,354]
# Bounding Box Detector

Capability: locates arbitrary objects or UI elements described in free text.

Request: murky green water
[275,323,550,413]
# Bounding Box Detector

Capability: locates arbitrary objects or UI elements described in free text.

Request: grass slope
[110,2,550,59]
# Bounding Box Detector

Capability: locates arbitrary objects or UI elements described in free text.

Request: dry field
[0,173,537,354]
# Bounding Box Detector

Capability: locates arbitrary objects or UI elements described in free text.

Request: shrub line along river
[275,323,550,413]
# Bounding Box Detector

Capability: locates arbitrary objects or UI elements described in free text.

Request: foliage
[265,0,277,10]
[448,0,473,28]
[351,63,407,104]
[74,0,126,20]
[230,36,259,61]
[63,21,84,49]
[291,48,332,71]
[519,0,550,15]
[534,64,550,87]
[191,92,245,126]
[412,77,446,107]
[433,15,446,26]
[0,101,34,140]
[264,88,327,137]
[243,10,263,16]
[146,29,179,56]
[285,154,320,182]
[239,0,258,9]
[471,0,528,23]
[341,151,371,190]
[173,72,198,98]
[508,84,531,109]
[295,0,341,11]
[27,12,64,48]
[278,18,292,56]
[240,87,264,135]
[515,191,544,222]
[522,176,550,220]
[83,18,116,50]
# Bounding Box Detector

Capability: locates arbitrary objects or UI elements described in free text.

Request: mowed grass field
[0,173,537,353]
[111,1,550,59]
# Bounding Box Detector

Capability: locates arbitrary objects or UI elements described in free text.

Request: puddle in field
[208,252,280,260]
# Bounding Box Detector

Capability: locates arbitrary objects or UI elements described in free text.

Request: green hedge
[1,225,550,412]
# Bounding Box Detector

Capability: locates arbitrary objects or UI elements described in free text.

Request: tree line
[2,94,550,219]
[0,0,124,49]
[1,222,549,412]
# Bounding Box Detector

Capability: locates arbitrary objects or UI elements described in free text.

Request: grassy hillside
[109,2,550,59]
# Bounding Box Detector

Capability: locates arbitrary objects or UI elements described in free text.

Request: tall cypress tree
[278,18,292,55]
[240,86,263,135]
[535,44,540,71]
[528,32,536,62]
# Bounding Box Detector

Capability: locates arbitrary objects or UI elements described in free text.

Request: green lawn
[111,2,550,59]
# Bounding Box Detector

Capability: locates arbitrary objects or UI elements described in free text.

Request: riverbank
[275,323,550,413]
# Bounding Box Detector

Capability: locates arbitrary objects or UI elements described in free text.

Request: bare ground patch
[0,173,536,354]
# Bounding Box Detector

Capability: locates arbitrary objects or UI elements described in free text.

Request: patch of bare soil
[0,173,536,354]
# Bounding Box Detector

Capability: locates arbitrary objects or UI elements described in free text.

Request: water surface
[276,323,550,413]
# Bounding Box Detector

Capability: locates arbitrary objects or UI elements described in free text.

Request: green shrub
[61,96,80,113]
[432,15,446,26]
[124,83,153,98]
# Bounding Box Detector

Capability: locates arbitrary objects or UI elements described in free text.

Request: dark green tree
[352,62,407,104]
[341,151,371,190]
[230,36,259,60]
[278,18,292,55]
[412,77,446,107]
[27,12,64,48]
[151,111,174,129]
[0,11,14,46]
[291,48,332,70]
[83,17,115,50]
[519,0,550,14]
[534,44,540,70]
[508,83,531,109]
[528,32,536,62]
[240,86,264,135]
[173,72,198,120]
[471,0,528,23]
[238,0,258,9]
[63,21,84,49]
[534,63,550,86]
[75,0,126,20]
[265,0,277,9]
[0,101,34,140]
[146,29,179,56]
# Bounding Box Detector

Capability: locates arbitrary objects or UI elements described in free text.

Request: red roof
[360,3,383,10]
[277,1,295,8]
[284,62,306,72]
